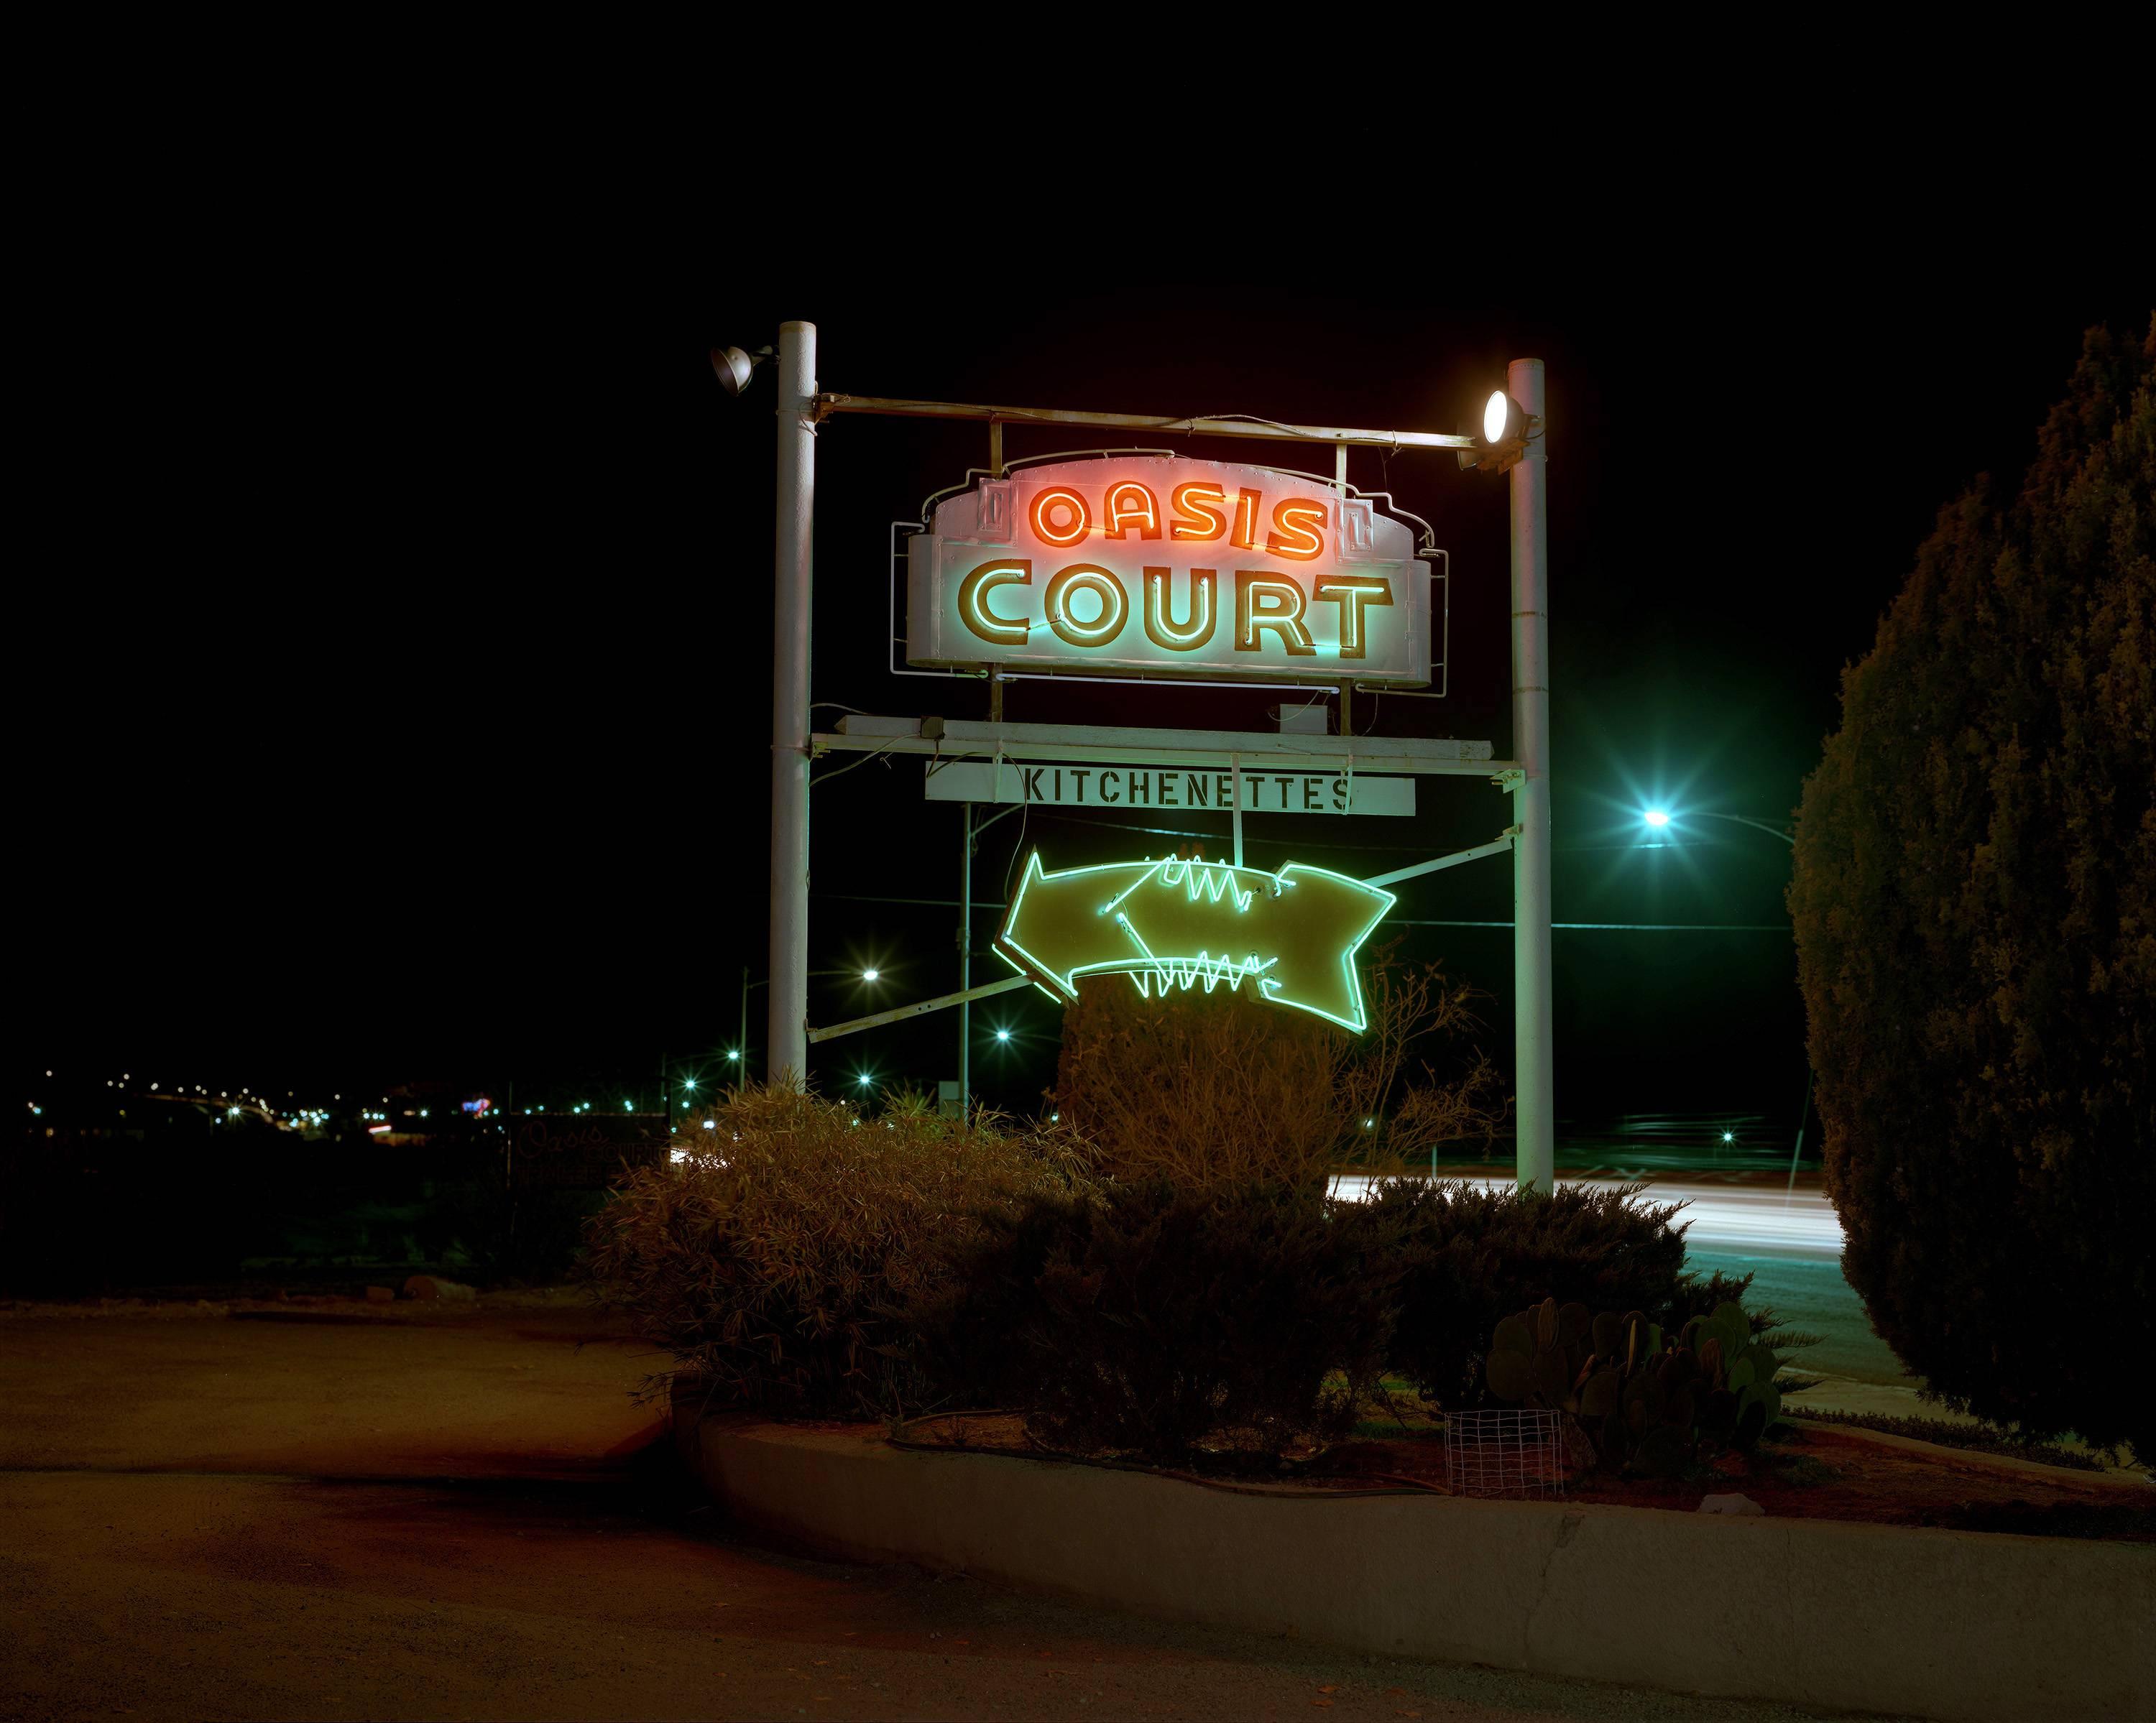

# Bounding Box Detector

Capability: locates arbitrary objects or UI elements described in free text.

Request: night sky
[27,153,2144,1136]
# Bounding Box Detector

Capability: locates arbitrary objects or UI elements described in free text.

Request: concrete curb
[673,1408,2154,1722]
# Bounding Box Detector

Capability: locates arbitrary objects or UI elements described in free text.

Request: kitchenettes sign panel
[906,456,1438,687]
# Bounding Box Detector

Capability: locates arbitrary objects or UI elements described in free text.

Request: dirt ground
[0,1295,1898,1723]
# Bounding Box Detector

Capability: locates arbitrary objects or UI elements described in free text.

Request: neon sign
[908,456,1438,686]
[995,850,1396,1031]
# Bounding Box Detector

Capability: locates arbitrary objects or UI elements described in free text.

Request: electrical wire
[808,742,899,788]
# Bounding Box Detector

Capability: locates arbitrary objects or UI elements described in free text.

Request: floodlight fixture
[711,344,772,396]
[995,1028,1011,1043]
[1458,387,1536,474]
[726,1048,741,1061]
[1644,808,1671,828]
[861,968,879,981]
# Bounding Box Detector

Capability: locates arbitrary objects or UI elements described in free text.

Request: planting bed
[896,1412,2153,1540]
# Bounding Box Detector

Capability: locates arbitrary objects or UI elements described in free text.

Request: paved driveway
[1,1295,1874,1721]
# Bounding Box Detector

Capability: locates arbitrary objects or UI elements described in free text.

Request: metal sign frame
[759,325,1554,1192]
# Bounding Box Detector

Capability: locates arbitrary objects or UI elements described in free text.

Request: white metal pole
[768,321,816,1087]
[1508,357,1554,1194]
[1230,754,1243,868]
[959,804,971,1113]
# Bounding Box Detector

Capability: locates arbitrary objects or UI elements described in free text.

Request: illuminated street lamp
[1639,799,1805,1186]
[1641,807,1792,847]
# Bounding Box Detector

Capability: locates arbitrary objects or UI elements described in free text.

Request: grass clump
[1792,1409,2117,1473]
[584,1083,1093,1415]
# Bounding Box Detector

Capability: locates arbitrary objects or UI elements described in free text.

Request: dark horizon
[24,192,2146,1128]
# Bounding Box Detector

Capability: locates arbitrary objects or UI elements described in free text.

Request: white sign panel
[906,455,1439,688]
[923,760,1415,817]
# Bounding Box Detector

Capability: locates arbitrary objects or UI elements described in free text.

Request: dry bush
[1051,939,1508,1193]
[583,1082,1095,1414]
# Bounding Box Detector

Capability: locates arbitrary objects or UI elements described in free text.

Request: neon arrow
[995,852,1396,1031]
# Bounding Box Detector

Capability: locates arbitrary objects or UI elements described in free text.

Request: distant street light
[1640,799,1805,1188]
[1641,807,1792,847]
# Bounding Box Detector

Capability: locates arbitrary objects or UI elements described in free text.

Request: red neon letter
[1169,482,1228,542]
[1028,487,1091,548]
[1265,497,1327,562]
[1102,481,1161,540]
[1312,575,1393,658]
[1230,488,1263,551]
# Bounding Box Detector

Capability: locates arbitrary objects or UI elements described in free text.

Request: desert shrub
[1051,939,1506,1193]
[913,1181,1406,1465]
[1483,1296,1792,1476]
[1789,319,2155,1453]
[583,1083,1094,1414]
[1355,1178,1690,1408]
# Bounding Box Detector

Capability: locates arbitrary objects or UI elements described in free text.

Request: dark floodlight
[711,344,771,395]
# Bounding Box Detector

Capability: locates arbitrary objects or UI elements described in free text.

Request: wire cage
[1443,1408,1567,1498]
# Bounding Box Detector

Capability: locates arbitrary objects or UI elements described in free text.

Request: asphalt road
[0,1295,1881,1722]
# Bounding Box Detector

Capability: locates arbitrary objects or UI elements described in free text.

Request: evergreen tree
[1789,318,2153,1454]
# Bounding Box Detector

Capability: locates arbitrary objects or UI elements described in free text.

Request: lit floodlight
[1460,389,1534,473]
[683,1078,696,1091]
[1722,1131,1735,1143]
[861,968,879,981]
[1483,389,1509,443]
[726,1048,740,1061]
[995,1028,1010,1043]
[711,344,768,396]
[857,1073,872,1086]
[1644,808,1671,828]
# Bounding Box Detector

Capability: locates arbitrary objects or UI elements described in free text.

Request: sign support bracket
[810,974,1033,1044]
[1360,832,1519,890]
